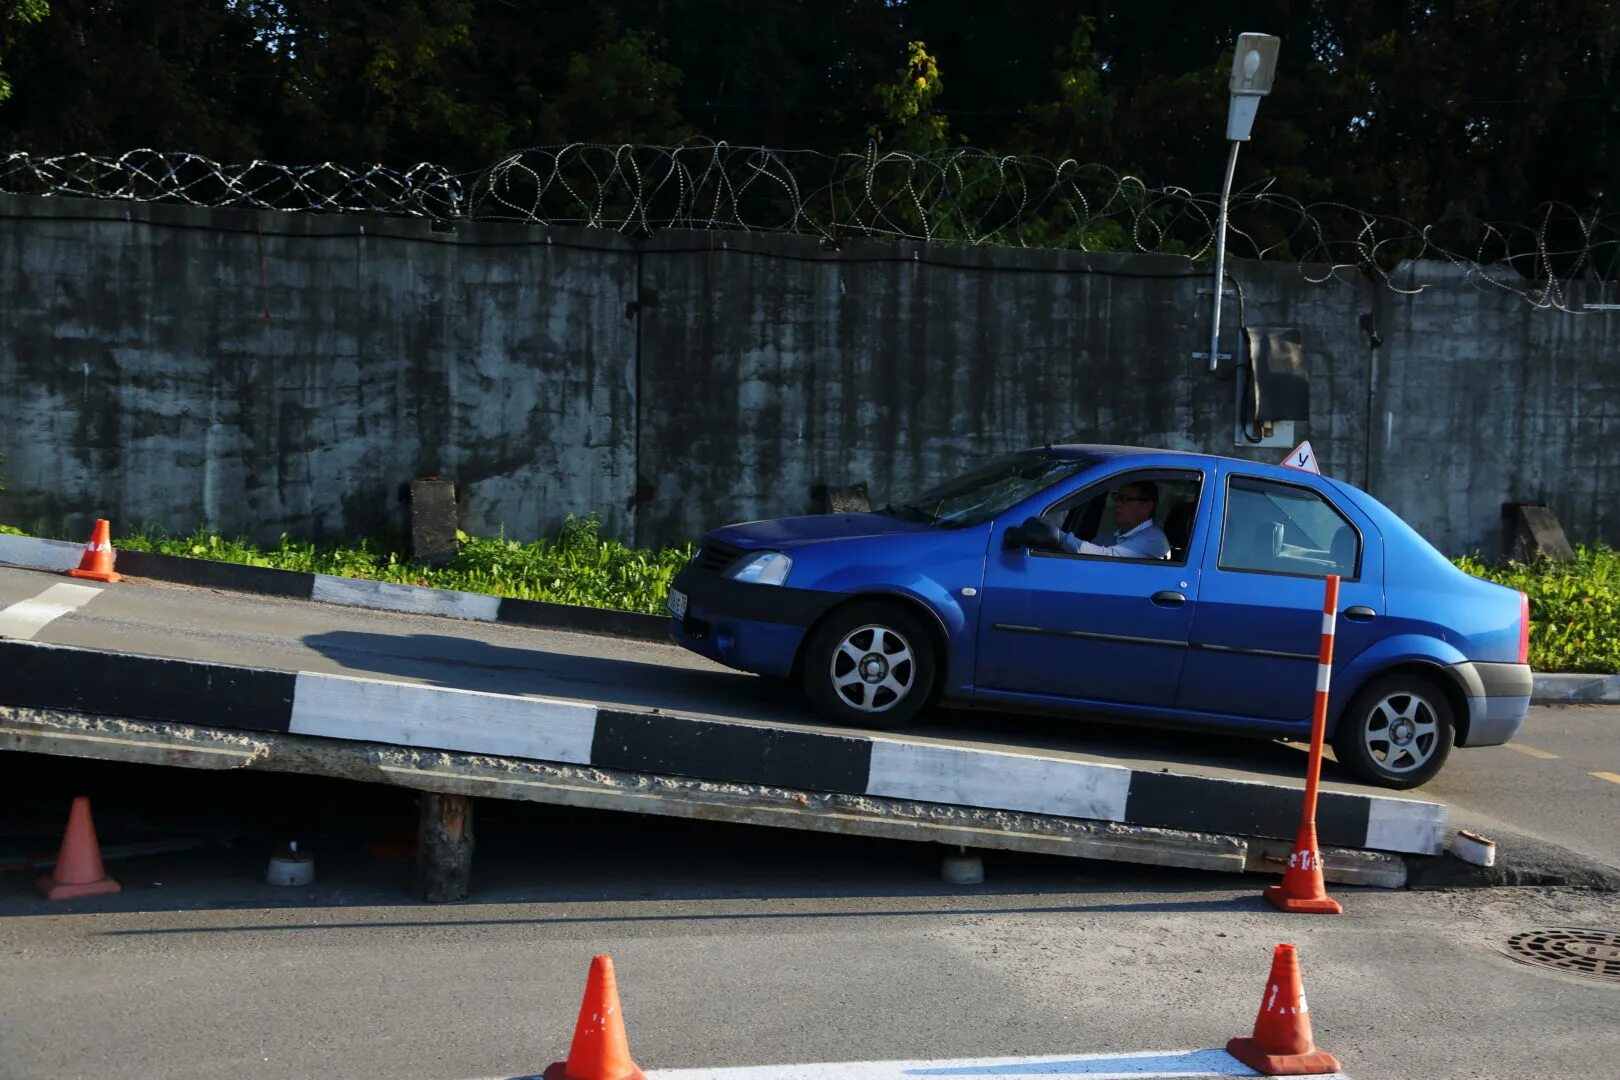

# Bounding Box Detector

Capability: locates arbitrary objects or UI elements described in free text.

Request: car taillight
[1518,591,1531,665]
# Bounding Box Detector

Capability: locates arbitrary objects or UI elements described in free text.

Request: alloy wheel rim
[830,624,915,713]
[1363,691,1440,773]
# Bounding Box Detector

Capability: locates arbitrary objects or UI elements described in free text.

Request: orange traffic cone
[544,955,646,1080]
[1227,943,1341,1076]
[67,519,122,583]
[1265,820,1343,915]
[37,796,122,900]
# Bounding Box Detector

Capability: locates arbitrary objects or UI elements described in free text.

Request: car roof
[1041,443,1206,460]
[1032,443,1349,486]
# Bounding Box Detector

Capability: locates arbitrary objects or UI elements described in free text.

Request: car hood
[709,512,933,549]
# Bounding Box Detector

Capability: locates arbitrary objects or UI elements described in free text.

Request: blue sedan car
[667,445,1531,789]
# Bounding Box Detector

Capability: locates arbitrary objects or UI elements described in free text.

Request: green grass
[1454,545,1620,674]
[113,515,694,616]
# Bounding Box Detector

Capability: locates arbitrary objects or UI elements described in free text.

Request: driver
[1060,480,1170,559]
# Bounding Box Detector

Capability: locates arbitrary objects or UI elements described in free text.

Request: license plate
[666,588,688,619]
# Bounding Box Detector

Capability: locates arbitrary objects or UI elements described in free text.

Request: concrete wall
[1,194,1614,555]
[1367,264,1620,555]
[632,233,1373,546]
[0,195,637,544]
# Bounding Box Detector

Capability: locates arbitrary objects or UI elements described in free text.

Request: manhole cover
[1503,928,1620,982]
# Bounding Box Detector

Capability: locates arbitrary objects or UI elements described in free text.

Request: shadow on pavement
[301,628,803,720]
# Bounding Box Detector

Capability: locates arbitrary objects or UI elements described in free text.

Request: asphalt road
[0,802,1616,1080]
[1424,705,1620,871]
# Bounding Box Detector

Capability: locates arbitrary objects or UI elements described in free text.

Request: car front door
[975,467,1211,708]
[1177,470,1385,721]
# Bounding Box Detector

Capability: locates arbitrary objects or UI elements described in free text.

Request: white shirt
[1060,518,1171,560]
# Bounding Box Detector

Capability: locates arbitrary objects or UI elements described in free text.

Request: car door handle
[1342,606,1377,621]
[1151,591,1186,607]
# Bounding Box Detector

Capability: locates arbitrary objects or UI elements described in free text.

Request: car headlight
[724,551,793,586]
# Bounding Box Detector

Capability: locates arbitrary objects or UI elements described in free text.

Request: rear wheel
[1331,673,1454,789]
[801,602,937,728]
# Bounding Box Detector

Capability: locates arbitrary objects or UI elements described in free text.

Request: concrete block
[1448,829,1496,867]
[941,851,985,885]
[1248,838,1409,888]
[409,478,459,566]
[1503,503,1576,562]
[415,791,474,903]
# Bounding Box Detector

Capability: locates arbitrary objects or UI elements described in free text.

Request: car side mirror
[1003,525,1025,549]
[1018,516,1061,552]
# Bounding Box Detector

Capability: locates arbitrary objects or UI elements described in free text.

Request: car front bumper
[665,565,837,678]
[1451,661,1534,746]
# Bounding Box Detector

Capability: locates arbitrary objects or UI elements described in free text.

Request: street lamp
[1207,32,1280,374]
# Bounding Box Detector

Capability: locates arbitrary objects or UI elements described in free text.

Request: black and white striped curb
[0,533,667,641]
[0,638,1446,855]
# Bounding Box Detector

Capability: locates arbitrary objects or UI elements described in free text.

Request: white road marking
[469,1049,1354,1080]
[0,583,103,640]
[637,1047,1351,1078]
[470,1048,1355,1079]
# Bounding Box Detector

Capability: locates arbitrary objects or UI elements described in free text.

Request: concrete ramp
[0,637,1441,887]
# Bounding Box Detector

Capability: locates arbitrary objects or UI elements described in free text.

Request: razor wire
[3,143,1616,311]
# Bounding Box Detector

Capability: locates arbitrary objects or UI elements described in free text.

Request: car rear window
[1219,475,1360,578]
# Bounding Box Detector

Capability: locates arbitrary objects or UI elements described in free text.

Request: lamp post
[1207,32,1280,375]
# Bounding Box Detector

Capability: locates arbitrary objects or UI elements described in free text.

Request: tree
[538,15,689,145]
[0,1,282,159]
[0,0,1611,241]
[870,40,948,151]
[0,0,47,103]
[240,1,526,165]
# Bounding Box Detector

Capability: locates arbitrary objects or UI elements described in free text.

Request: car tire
[802,601,937,728]
[1331,673,1454,789]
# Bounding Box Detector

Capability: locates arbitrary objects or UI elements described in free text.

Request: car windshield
[878,451,1097,528]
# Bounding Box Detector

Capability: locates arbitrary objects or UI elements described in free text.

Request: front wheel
[1331,674,1454,789]
[801,602,937,728]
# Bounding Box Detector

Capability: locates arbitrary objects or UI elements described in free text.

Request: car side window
[1219,475,1360,579]
[1039,470,1204,566]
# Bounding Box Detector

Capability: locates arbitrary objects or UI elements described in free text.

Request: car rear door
[975,467,1213,708]
[1177,468,1385,721]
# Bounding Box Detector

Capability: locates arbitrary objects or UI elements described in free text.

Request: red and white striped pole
[1303,574,1339,826]
[1264,574,1343,914]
